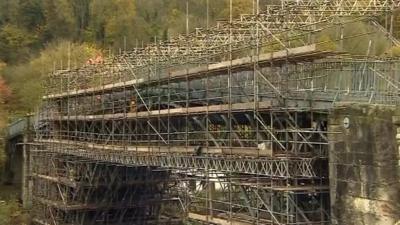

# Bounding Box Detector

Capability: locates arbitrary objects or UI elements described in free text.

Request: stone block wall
[328,104,400,225]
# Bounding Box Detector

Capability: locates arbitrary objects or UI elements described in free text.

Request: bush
[0,200,30,225]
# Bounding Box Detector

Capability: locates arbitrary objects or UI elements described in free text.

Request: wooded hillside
[0,0,398,116]
[0,0,256,116]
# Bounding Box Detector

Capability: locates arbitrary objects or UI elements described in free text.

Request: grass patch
[0,184,30,225]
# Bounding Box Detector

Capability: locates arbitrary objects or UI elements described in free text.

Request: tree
[0,61,9,105]
[3,41,100,113]
[221,0,253,19]
[70,0,90,39]
[42,0,77,40]
[0,24,38,63]
[89,0,136,49]
[16,0,45,32]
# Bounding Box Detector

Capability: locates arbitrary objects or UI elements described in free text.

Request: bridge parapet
[6,115,34,140]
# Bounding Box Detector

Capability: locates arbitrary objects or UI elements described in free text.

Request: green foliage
[0,183,25,223]
[0,199,30,225]
[42,0,77,40]
[0,61,7,166]
[314,20,393,56]
[3,41,100,114]
[17,0,45,32]
[0,24,38,63]
[221,0,254,18]
[384,46,400,57]
[89,0,136,48]
[0,0,398,116]
[317,34,338,51]
[0,0,242,115]
[0,0,235,61]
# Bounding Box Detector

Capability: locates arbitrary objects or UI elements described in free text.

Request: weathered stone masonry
[329,104,400,225]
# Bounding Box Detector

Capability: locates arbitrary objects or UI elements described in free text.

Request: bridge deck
[43,45,336,100]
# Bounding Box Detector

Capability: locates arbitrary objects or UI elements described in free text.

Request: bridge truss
[33,1,400,225]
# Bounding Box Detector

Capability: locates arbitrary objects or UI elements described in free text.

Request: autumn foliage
[0,78,11,104]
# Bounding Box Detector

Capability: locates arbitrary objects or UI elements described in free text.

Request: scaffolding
[30,151,182,225]
[33,1,400,225]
